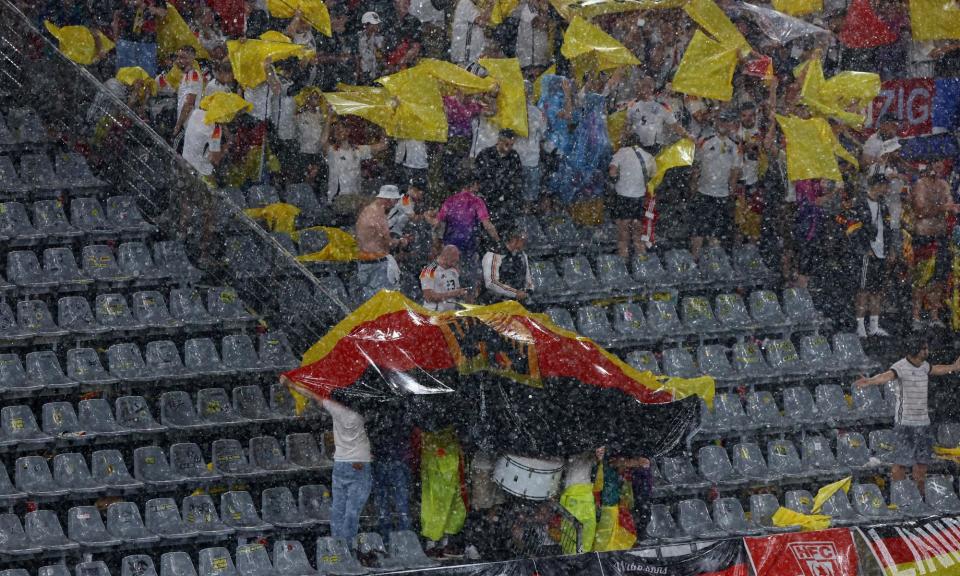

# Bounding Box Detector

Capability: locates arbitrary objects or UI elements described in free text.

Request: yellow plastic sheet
[776,114,856,182]
[44,21,115,65]
[549,0,684,20]
[491,0,521,25]
[772,0,823,15]
[199,93,254,124]
[244,203,301,235]
[478,58,529,137]
[647,138,695,192]
[227,33,314,89]
[607,109,627,149]
[295,226,360,261]
[795,59,880,128]
[593,505,636,552]
[533,64,557,102]
[772,507,831,531]
[266,0,332,36]
[116,67,158,95]
[560,483,596,554]
[811,476,851,513]
[416,59,496,95]
[157,2,209,60]
[672,31,739,101]
[421,429,466,542]
[909,0,960,41]
[377,68,450,142]
[683,0,750,54]
[561,16,640,76]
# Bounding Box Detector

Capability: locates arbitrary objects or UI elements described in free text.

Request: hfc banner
[744,528,860,576]
[860,517,960,575]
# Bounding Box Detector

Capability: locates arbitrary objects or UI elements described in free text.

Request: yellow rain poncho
[116,67,158,96]
[295,226,360,262]
[647,138,695,192]
[684,0,751,55]
[776,114,857,182]
[795,59,880,127]
[559,483,596,554]
[227,32,315,89]
[909,0,960,41]
[244,203,301,235]
[812,476,852,513]
[549,0,684,20]
[561,16,640,77]
[672,31,739,101]
[267,0,332,36]
[44,21,115,65]
[199,93,254,125]
[478,58,528,137]
[415,59,496,95]
[157,3,209,60]
[376,68,449,142]
[420,429,466,542]
[772,0,823,16]
[772,507,831,531]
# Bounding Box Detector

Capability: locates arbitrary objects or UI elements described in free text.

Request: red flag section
[839,0,898,48]
[745,528,859,576]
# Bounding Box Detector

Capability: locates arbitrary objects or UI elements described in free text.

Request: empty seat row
[0,486,333,557]
[0,197,153,245]
[0,152,105,193]
[0,108,51,148]
[2,435,328,499]
[0,288,261,343]
[5,241,197,292]
[0,385,313,449]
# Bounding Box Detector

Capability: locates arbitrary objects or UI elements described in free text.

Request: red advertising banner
[868,78,936,137]
[744,528,860,576]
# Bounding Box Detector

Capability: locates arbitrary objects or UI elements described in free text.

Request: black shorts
[858,254,885,291]
[610,195,647,221]
[690,194,733,241]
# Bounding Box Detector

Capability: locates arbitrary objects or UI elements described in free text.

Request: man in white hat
[358,11,384,82]
[356,185,409,301]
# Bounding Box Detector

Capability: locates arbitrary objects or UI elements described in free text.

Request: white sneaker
[868,326,890,337]
[857,325,868,338]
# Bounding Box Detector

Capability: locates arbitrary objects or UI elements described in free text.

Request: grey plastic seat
[145,341,193,379]
[660,456,709,489]
[820,489,864,526]
[0,465,24,504]
[284,182,322,211]
[785,490,814,514]
[160,391,204,430]
[632,252,672,286]
[199,548,239,576]
[213,439,261,477]
[119,242,167,283]
[182,494,235,537]
[59,296,109,335]
[299,484,332,524]
[576,306,616,342]
[27,351,77,391]
[145,499,198,541]
[832,332,879,371]
[199,388,245,424]
[161,552,199,576]
[869,429,899,464]
[698,398,722,433]
[134,446,184,487]
[234,386,279,421]
[783,287,824,326]
[559,256,598,294]
[733,243,773,282]
[626,350,660,374]
[92,450,142,490]
[24,510,77,551]
[0,156,27,194]
[221,491,272,532]
[68,505,121,547]
[130,291,182,330]
[45,247,92,288]
[356,532,403,571]
[286,433,331,469]
[681,296,720,333]
[836,432,871,469]
[4,406,52,447]
[75,563,112,576]
[53,452,103,495]
[0,202,43,242]
[223,334,268,372]
[750,494,799,533]
[106,196,157,235]
[12,108,52,143]
[699,246,737,285]
[749,290,789,329]
[17,299,68,336]
[765,339,808,378]
[783,387,821,425]
[852,483,901,520]
[121,555,159,576]
[273,540,318,575]
[713,497,760,536]
[259,331,298,370]
[644,504,686,542]
[743,391,787,428]
[767,439,807,478]
[713,393,752,430]
[677,499,726,538]
[96,294,143,331]
[698,445,746,486]
[7,251,56,290]
[207,286,255,323]
[595,254,632,290]
[0,300,27,339]
[15,456,68,496]
[545,307,576,331]
[83,245,132,282]
[272,384,308,418]
[185,338,232,375]
[731,341,777,382]
[815,384,857,424]
[733,442,779,482]
[223,187,247,208]
[0,514,39,555]
[611,302,648,339]
[262,486,312,528]
[251,436,298,471]
[696,345,739,383]
[663,249,702,286]
[891,479,936,518]
[852,384,888,422]
[152,241,200,283]
[247,184,282,207]
[236,542,278,576]
[661,347,699,378]
[316,537,367,575]
[77,398,124,436]
[115,396,165,432]
[801,436,847,475]
[70,197,113,234]
[170,443,220,481]
[517,215,549,250]
[56,153,104,187]
[32,200,82,239]
[0,353,42,394]
[926,475,960,514]
[223,235,270,279]
[646,300,687,338]
[108,344,155,382]
[297,228,329,255]
[388,530,439,569]
[800,335,842,376]
[544,216,580,249]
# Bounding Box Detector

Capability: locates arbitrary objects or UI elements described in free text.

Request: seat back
[681,296,718,330]
[286,433,327,467]
[852,385,886,417]
[82,245,124,279]
[677,499,716,535]
[74,563,111,576]
[733,243,770,278]
[130,291,174,326]
[234,386,273,420]
[559,256,597,290]
[299,484,331,522]
[731,342,773,377]
[625,351,660,374]
[869,429,898,461]
[273,540,314,574]
[115,396,160,430]
[97,296,137,328]
[261,486,301,524]
[134,446,177,482]
[783,287,818,323]
[7,251,44,284]
[749,290,786,325]
[212,439,253,474]
[52,452,95,487]
[169,288,212,323]
[221,491,263,527]
[697,345,734,379]
[121,555,157,576]
[595,254,630,285]
[645,504,678,539]
[800,335,835,369]
[852,483,891,517]
[182,494,225,530]
[26,351,72,387]
[3,405,43,439]
[0,353,27,390]
[611,302,647,337]
[832,333,870,366]
[713,497,750,532]
[714,293,752,330]
[223,334,260,370]
[785,490,814,514]
[698,445,737,482]
[646,300,682,334]
[749,494,781,527]
[197,388,239,422]
[246,184,281,207]
[198,548,238,576]
[631,252,668,285]
[184,338,224,373]
[316,537,364,573]
[107,196,154,231]
[660,457,700,485]
[161,552,198,576]
[117,242,156,277]
[575,306,614,340]
[765,339,804,372]
[17,299,59,332]
[258,332,297,369]
[145,499,188,536]
[545,308,576,331]
[801,436,838,469]
[207,287,250,320]
[836,432,870,467]
[926,476,960,512]
[145,341,186,375]
[699,246,735,282]
[821,489,858,520]
[783,387,818,420]
[32,200,71,231]
[891,479,926,510]
[235,542,275,576]
[161,391,200,428]
[77,398,120,432]
[714,394,747,429]
[815,384,851,418]
[67,505,111,541]
[153,242,195,274]
[91,449,135,484]
[43,401,80,435]
[70,197,109,231]
[15,455,56,492]
[732,443,769,478]
[663,249,700,284]
[250,436,289,470]
[58,296,99,332]
[767,440,803,475]
[24,510,68,545]
[661,347,698,378]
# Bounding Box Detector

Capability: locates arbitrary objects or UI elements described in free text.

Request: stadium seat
[642,504,685,542]
[75,563,111,576]
[732,442,779,482]
[680,296,720,334]
[0,514,39,555]
[517,215,549,251]
[222,187,247,208]
[662,249,702,286]
[356,532,404,571]
[660,456,709,489]
[286,433,331,469]
[115,396,165,433]
[68,505,121,548]
[0,300,28,339]
[632,252,673,287]
[926,476,960,515]
[559,256,598,294]
[83,245,132,283]
[767,440,807,479]
[24,510,77,551]
[744,391,788,429]
[677,499,726,538]
[869,429,898,464]
[0,202,44,243]
[595,255,632,291]
[815,384,858,425]
[576,305,617,343]
[59,296,109,335]
[121,555,159,576]
[699,246,737,286]
[262,487,313,528]
[18,299,68,336]
[0,156,27,195]
[145,498,198,541]
[236,542,278,576]
[732,244,773,283]
[106,196,157,235]
[731,341,777,383]
[764,339,808,378]
[184,338,231,376]
[697,346,739,384]
[661,347,699,379]
[698,399,722,433]
[272,384,308,418]
[545,307,575,332]
[107,344,155,382]
[750,494,799,533]
[273,540,318,575]
[223,235,269,279]
[118,242,167,283]
[15,455,67,497]
[213,439,261,477]
[199,548,238,576]
[938,424,960,449]
[852,384,888,422]
[44,247,92,289]
[56,153,105,188]
[70,197,114,235]
[297,228,328,255]
[130,291,182,330]
[801,436,847,476]
[32,200,82,239]
[91,449,141,490]
[234,386,279,421]
[221,491,272,532]
[713,294,755,333]
[0,353,42,393]
[198,388,245,424]
[134,446,183,487]
[625,350,660,374]
[96,295,143,331]
[7,109,49,145]
[251,436,298,472]
[832,333,879,372]
[271,232,297,254]
[8,251,57,290]
[299,485,332,524]
[182,494,234,537]
[748,290,789,330]
[820,489,864,526]
[144,340,193,379]
[543,216,580,250]
[784,490,814,514]
[152,241,201,283]
[3,406,52,447]
[207,286,255,324]
[283,182,325,215]
[836,432,871,469]
[259,331,298,370]
[647,300,689,339]
[698,445,746,486]
[247,184,282,207]
[713,393,752,431]
[851,483,901,520]
[713,497,761,536]
[161,551,199,576]
[0,465,24,505]
[800,335,843,377]
[316,537,367,575]
[77,398,124,436]
[52,452,103,495]
[611,302,648,340]
[890,479,936,518]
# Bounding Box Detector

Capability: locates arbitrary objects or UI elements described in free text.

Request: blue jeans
[373,460,412,541]
[116,40,158,77]
[331,461,373,540]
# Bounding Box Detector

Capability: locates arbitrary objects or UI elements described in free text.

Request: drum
[492,455,564,501]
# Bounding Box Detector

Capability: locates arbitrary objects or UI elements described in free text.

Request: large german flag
[860,517,960,575]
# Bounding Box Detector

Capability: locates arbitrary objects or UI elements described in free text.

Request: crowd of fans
[14,0,960,563]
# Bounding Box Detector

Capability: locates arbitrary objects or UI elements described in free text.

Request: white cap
[376,184,401,199]
[361,11,380,25]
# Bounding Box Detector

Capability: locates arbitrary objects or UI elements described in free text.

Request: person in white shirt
[294,90,327,189]
[852,174,894,338]
[609,135,657,259]
[689,109,742,259]
[451,0,488,66]
[182,93,253,186]
[625,76,686,154]
[358,12,385,82]
[316,392,373,541]
[514,0,550,72]
[172,46,204,140]
[420,245,467,311]
[394,139,429,186]
[482,227,533,302]
[856,336,960,493]
[202,60,236,98]
[513,96,546,209]
[322,121,388,216]
[387,178,428,237]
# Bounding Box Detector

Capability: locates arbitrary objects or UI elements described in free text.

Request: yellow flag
[227,33,314,89]
[157,3,209,60]
[776,114,855,182]
[647,138,696,193]
[561,16,640,74]
[548,0,684,20]
[812,476,852,513]
[533,64,557,102]
[199,93,254,124]
[244,203,301,235]
[684,0,750,54]
[266,0,332,36]
[672,31,739,101]
[377,67,450,142]
[44,21,115,65]
[323,87,397,131]
[772,0,823,15]
[479,58,529,137]
[295,226,360,261]
[116,67,158,95]
[795,59,880,127]
[416,59,496,95]
[909,0,960,41]
[772,507,831,531]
